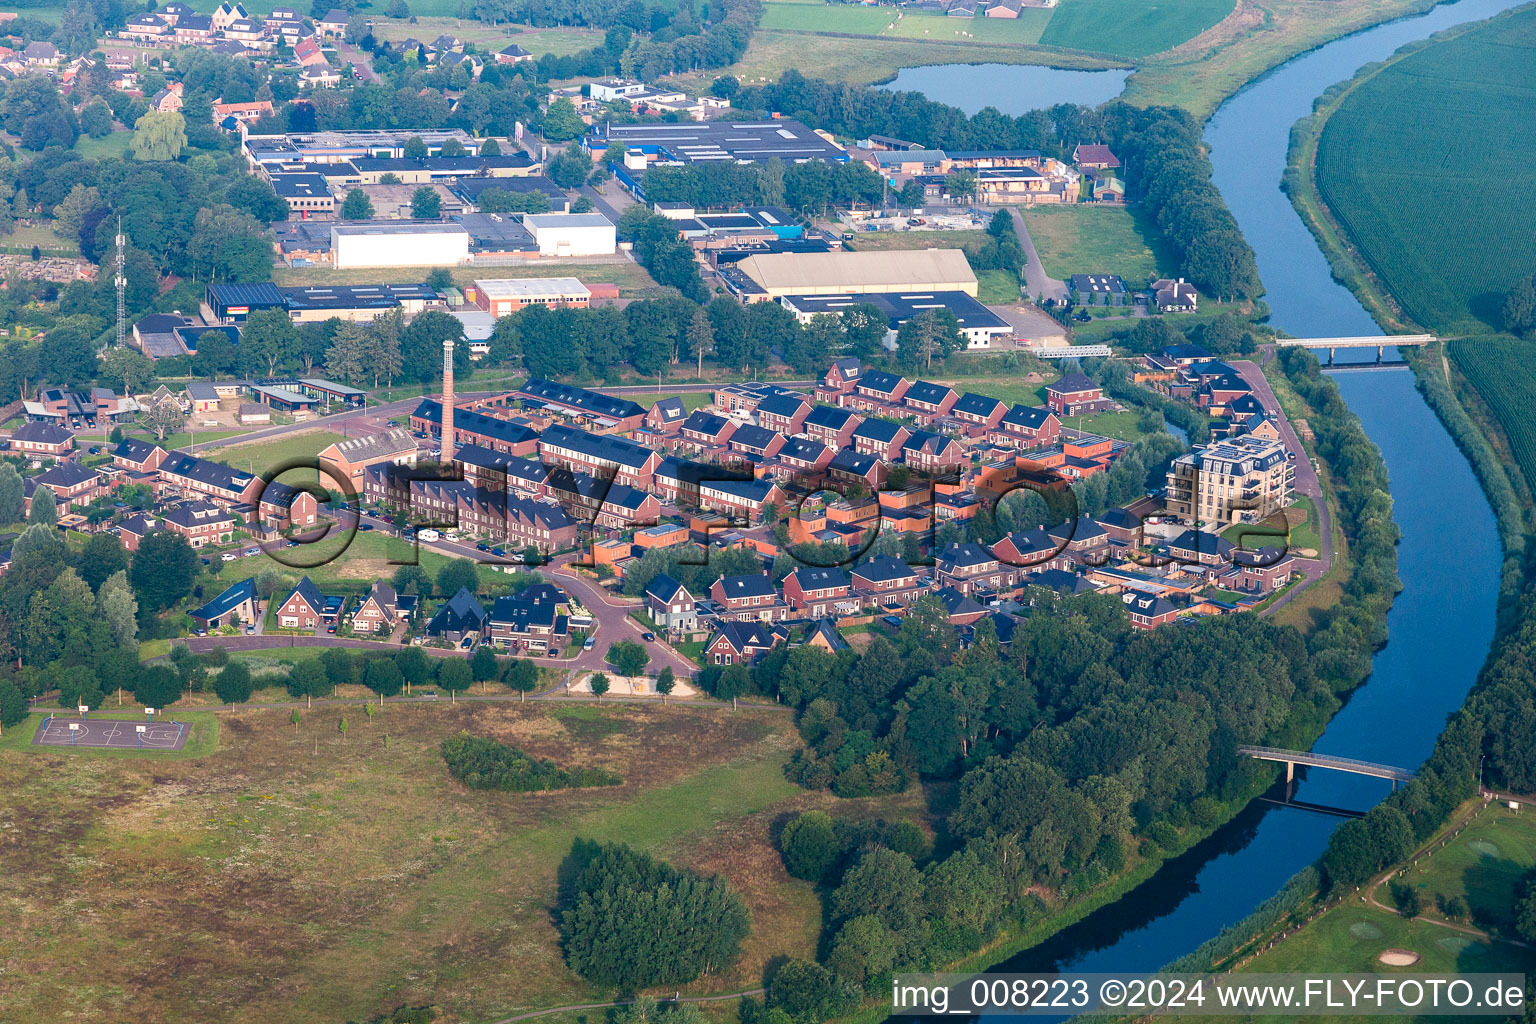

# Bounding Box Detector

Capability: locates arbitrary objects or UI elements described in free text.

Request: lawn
[939,374,1056,408]
[1171,804,1536,1023]
[200,430,349,481]
[975,268,1021,305]
[847,229,989,253]
[1063,408,1150,441]
[631,390,716,412]
[72,130,134,162]
[1038,0,1235,58]
[247,525,543,595]
[0,701,882,1023]
[1,221,79,256]
[367,15,604,54]
[119,428,249,451]
[1019,204,1175,286]
[1314,7,1536,335]
[271,260,658,296]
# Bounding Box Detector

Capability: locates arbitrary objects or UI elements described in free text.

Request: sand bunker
[1378,949,1421,966]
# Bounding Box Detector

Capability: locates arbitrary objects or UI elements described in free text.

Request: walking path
[1008,206,1067,303]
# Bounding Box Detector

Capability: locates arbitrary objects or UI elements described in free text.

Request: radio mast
[114,217,126,349]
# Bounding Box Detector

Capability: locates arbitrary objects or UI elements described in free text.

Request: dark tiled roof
[952,392,1004,418]
[192,578,256,622]
[852,418,905,443]
[905,380,954,406]
[1047,373,1100,395]
[520,377,644,421]
[1000,404,1054,429]
[716,573,775,599]
[852,555,916,584]
[803,405,857,430]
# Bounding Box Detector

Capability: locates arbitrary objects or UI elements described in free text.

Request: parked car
[444,530,460,541]
[476,542,490,552]
[583,637,595,651]
[459,635,476,650]
[641,632,655,642]
[244,547,259,556]
[491,547,506,557]
[245,625,256,634]
[359,523,374,531]
[221,552,238,562]
[327,625,337,634]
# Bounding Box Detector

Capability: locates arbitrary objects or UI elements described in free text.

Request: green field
[0,701,886,1023]
[367,15,604,54]
[1315,8,1536,336]
[1020,204,1175,285]
[72,130,134,162]
[1039,0,1234,57]
[761,1,1053,45]
[976,268,1022,304]
[1449,337,1536,493]
[201,429,348,480]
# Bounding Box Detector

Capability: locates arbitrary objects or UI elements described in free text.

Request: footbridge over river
[1274,335,1437,365]
[1238,745,1417,796]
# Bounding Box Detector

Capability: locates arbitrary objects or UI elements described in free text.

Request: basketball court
[31,716,189,751]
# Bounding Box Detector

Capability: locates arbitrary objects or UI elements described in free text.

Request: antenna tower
[115,217,126,349]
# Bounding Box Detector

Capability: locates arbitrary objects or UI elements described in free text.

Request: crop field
[760,1,1053,45]
[1315,8,1536,336]
[1449,336,1536,492]
[1038,0,1234,57]
[0,701,916,1023]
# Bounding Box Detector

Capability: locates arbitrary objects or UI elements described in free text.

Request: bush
[1147,820,1180,850]
[440,733,621,792]
[780,811,841,882]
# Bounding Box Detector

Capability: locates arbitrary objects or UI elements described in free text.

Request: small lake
[878,62,1130,115]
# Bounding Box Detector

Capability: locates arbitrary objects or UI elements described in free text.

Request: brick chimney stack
[441,337,455,465]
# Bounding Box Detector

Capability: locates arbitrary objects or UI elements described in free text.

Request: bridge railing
[1237,745,1416,780]
[1272,335,1436,348]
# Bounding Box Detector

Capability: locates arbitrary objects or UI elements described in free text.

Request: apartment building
[1165,434,1294,527]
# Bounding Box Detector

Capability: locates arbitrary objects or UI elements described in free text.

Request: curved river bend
[981,0,1515,986]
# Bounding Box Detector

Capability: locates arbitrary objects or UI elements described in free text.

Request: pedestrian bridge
[1238,745,1417,788]
[1274,335,1437,364]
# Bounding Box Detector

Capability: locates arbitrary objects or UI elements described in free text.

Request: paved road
[1230,358,1335,611]
[1008,206,1068,304]
[335,41,380,82]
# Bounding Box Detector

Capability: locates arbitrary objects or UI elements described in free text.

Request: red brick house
[710,572,784,621]
[851,419,912,461]
[901,430,965,473]
[8,421,75,459]
[258,481,319,530]
[276,576,325,631]
[988,405,1060,448]
[704,620,787,665]
[1127,593,1179,629]
[1045,373,1110,417]
[160,500,236,548]
[352,581,417,633]
[782,566,858,619]
[681,410,736,448]
[935,541,1010,595]
[756,393,812,435]
[903,380,958,421]
[847,370,910,412]
[31,461,101,509]
[727,425,786,460]
[822,357,862,394]
[801,405,862,449]
[949,392,1007,431]
[1234,546,1295,593]
[851,555,928,608]
[644,396,687,434]
[113,438,168,474]
[644,572,698,633]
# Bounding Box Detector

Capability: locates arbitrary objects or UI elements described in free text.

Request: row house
[827,449,885,491]
[775,437,833,477]
[992,526,1067,571]
[1234,546,1295,593]
[728,424,786,461]
[652,457,717,507]
[821,357,862,395]
[258,481,319,530]
[1047,515,1112,566]
[644,573,699,633]
[950,392,1007,432]
[782,566,859,619]
[801,405,862,449]
[988,404,1060,448]
[851,418,911,461]
[851,370,910,410]
[903,380,959,423]
[756,393,812,435]
[704,620,788,666]
[901,430,965,473]
[697,477,785,523]
[31,461,101,509]
[681,410,736,448]
[538,423,660,489]
[505,495,579,552]
[710,573,787,622]
[516,378,647,433]
[644,396,687,434]
[352,581,417,634]
[158,452,262,505]
[712,382,805,417]
[411,399,541,457]
[548,471,660,530]
[456,446,551,497]
[935,541,1011,596]
[850,555,929,608]
[118,513,158,551]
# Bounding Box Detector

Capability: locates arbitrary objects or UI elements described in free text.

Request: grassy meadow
[1314,7,1536,336]
[0,701,906,1024]
[1038,0,1234,57]
[1019,204,1175,285]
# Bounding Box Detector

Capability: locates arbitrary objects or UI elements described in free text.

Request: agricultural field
[1020,205,1175,285]
[1314,7,1536,336]
[0,700,920,1024]
[760,1,1053,45]
[367,16,604,55]
[1449,336,1536,493]
[1038,0,1235,57]
[1162,803,1536,1024]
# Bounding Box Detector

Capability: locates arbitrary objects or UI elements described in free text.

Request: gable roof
[649,395,686,422]
[805,619,850,652]
[853,555,917,584]
[952,392,1004,418]
[191,578,256,622]
[644,572,691,604]
[715,573,775,600]
[999,404,1054,429]
[11,421,73,444]
[281,575,323,613]
[709,620,782,654]
[757,392,809,419]
[938,541,995,569]
[36,461,97,487]
[803,405,857,431]
[905,380,955,406]
[429,587,487,633]
[852,418,905,443]
[859,369,906,395]
[682,409,731,436]
[1046,372,1100,395]
[787,566,850,591]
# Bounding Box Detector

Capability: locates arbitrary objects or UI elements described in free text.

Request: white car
[221,552,238,562]
[444,530,460,541]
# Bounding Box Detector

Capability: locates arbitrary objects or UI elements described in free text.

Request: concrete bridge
[1238,745,1417,792]
[1273,335,1436,365]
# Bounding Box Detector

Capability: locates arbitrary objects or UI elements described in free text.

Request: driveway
[335,40,380,82]
[1008,206,1068,304]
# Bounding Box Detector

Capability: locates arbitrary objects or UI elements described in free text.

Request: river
[980,0,1515,987]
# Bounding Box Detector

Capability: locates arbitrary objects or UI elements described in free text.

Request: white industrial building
[330,222,470,269]
[522,213,616,257]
